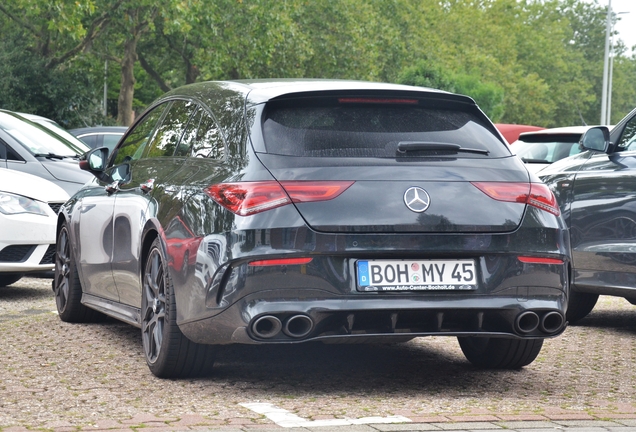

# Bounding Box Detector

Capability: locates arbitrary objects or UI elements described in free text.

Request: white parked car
[0,168,69,287]
[512,126,611,173]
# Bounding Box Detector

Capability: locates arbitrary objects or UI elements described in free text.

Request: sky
[606,0,636,53]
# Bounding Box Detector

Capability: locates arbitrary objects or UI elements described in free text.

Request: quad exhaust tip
[253,310,564,339]
[515,310,565,335]
[251,314,315,339]
[540,311,565,334]
[252,315,282,339]
[515,311,540,334]
[283,315,314,338]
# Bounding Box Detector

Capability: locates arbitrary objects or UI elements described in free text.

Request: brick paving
[2,278,636,432]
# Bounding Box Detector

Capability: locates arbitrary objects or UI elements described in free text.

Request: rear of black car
[180,84,570,369]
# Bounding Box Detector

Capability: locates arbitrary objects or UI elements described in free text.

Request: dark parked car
[539,109,636,323]
[70,126,127,153]
[53,79,570,378]
[0,110,93,196]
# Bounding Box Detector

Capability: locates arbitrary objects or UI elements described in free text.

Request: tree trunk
[185,59,199,84]
[117,37,138,126]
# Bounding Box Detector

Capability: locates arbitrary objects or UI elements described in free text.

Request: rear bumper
[179,288,567,345]
[174,208,570,346]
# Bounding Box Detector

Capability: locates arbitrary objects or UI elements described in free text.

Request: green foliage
[397,61,505,122]
[453,74,505,122]
[0,0,634,129]
[0,36,104,128]
[398,61,455,91]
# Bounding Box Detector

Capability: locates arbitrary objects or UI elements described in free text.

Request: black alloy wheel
[141,238,215,378]
[458,336,544,369]
[54,223,99,322]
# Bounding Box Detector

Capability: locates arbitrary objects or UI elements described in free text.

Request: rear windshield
[262,97,508,158]
[513,134,582,164]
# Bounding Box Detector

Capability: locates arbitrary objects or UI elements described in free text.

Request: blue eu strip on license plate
[358,260,371,286]
[356,259,477,291]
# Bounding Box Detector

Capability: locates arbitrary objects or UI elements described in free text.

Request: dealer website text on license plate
[356,259,477,291]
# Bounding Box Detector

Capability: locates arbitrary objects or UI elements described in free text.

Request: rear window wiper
[34,152,78,160]
[397,141,489,155]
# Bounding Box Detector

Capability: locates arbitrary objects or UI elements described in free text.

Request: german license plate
[356,259,477,291]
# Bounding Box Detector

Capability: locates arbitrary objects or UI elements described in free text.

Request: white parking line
[240,402,412,428]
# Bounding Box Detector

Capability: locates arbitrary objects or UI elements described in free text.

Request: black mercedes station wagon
[53,80,570,378]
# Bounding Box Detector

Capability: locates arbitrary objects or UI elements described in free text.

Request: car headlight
[0,192,49,216]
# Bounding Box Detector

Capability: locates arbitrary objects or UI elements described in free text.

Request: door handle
[140,179,155,194]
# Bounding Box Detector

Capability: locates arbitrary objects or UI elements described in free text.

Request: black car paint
[539,107,636,304]
[58,80,569,356]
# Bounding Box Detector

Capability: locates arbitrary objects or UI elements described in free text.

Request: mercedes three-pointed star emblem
[403,186,431,213]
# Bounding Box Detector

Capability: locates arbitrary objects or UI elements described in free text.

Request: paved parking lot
[1,277,636,432]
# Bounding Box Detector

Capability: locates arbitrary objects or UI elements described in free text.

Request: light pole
[600,1,629,125]
[103,60,108,118]
[600,0,612,125]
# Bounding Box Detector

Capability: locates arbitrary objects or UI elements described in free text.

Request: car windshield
[35,121,90,153]
[262,97,508,158]
[513,137,582,164]
[0,112,82,157]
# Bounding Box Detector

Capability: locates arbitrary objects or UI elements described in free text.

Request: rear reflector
[249,257,313,267]
[518,256,564,265]
[471,182,560,216]
[206,181,354,216]
[338,98,418,104]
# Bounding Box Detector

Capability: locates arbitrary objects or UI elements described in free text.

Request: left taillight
[206,181,354,216]
[472,182,560,216]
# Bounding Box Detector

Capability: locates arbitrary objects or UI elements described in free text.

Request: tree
[397,60,505,121]
[0,0,125,126]
[1,0,635,129]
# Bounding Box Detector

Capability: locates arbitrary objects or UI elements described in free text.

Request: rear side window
[103,134,122,152]
[78,135,98,148]
[178,108,226,159]
[0,141,22,161]
[145,100,195,158]
[262,97,507,158]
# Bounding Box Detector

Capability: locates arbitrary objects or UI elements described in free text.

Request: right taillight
[206,181,354,216]
[472,182,560,216]
[527,183,560,216]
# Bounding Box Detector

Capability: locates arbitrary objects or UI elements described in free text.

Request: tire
[53,222,100,322]
[458,336,544,369]
[0,274,22,287]
[566,290,598,324]
[141,238,215,378]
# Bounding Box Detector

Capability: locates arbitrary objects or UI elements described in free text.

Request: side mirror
[79,147,109,172]
[580,126,610,153]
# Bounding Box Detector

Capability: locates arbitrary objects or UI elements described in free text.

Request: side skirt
[82,293,141,328]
